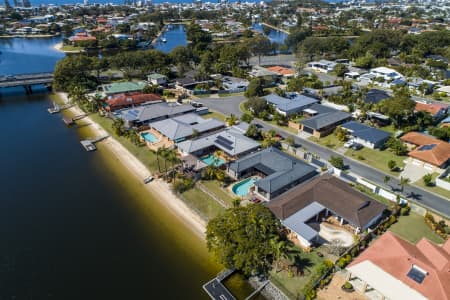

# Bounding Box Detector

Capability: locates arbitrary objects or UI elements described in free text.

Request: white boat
[143,176,154,184]
[47,101,60,114]
[161,38,167,43]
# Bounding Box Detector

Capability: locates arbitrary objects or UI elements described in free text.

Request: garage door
[303,126,314,134]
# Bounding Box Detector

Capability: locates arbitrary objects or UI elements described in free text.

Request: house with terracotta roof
[415,102,448,121]
[68,32,97,45]
[104,92,163,112]
[265,66,296,79]
[346,231,450,300]
[400,132,450,170]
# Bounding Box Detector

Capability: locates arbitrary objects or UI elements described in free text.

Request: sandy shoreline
[57,92,207,239]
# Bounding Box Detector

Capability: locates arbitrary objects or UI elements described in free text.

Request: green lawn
[414,173,450,199]
[352,183,393,207]
[389,212,445,244]
[89,114,160,172]
[201,111,227,122]
[379,124,397,134]
[200,180,236,207]
[270,248,326,300]
[219,92,244,97]
[60,45,84,52]
[309,134,344,150]
[346,147,406,175]
[180,187,225,220]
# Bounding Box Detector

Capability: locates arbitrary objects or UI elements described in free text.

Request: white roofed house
[369,67,404,87]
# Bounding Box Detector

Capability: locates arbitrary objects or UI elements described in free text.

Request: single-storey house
[227,147,318,201]
[415,102,448,120]
[248,66,281,83]
[267,174,386,248]
[341,121,391,149]
[118,102,196,127]
[177,126,260,159]
[308,60,337,73]
[436,86,450,96]
[266,66,296,79]
[299,104,352,138]
[100,81,147,97]
[363,89,390,104]
[369,67,404,81]
[147,73,167,86]
[149,113,225,144]
[221,76,249,92]
[347,231,450,300]
[264,93,319,116]
[104,92,163,112]
[400,132,450,170]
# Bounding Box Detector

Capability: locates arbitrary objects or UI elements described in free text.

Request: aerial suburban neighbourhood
[1,0,450,299]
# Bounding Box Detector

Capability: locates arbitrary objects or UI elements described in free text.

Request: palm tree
[270,237,292,272]
[399,176,410,192]
[225,114,238,127]
[166,148,180,182]
[383,176,391,187]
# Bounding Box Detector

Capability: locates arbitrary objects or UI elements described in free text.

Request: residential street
[197,96,450,217]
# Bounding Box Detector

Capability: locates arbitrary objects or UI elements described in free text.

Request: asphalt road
[198,96,450,217]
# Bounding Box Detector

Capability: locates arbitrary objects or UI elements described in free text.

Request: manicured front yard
[200,180,236,207]
[201,111,227,122]
[60,45,84,52]
[270,248,326,300]
[414,172,450,199]
[89,114,160,172]
[309,134,344,150]
[346,147,406,175]
[180,187,225,220]
[389,212,445,244]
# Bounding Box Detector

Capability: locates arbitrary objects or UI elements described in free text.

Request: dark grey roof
[229,147,317,194]
[150,113,224,141]
[267,174,387,228]
[341,121,391,144]
[300,104,351,130]
[177,128,259,156]
[364,89,390,104]
[264,93,318,114]
[120,103,196,123]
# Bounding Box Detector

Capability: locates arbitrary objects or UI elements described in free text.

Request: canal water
[154,24,188,54]
[252,23,288,45]
[0,38,257,299]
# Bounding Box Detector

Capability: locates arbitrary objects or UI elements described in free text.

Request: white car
[344,140,354,148]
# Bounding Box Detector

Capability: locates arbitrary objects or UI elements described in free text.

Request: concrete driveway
[400,162,431,183]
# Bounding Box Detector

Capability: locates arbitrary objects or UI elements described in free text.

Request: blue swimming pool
[232,177,258,197]
[141,132,159,143]
[200,154,225,167]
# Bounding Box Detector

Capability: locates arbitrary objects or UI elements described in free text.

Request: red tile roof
[349,231,450,300]
[105,92,162,111]
[415,102,448,116]
[400,132,450,167]
[266,66,295,76]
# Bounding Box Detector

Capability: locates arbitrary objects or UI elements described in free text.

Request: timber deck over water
[80,135,109,152]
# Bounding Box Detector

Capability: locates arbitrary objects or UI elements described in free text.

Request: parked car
[351,143,363,150]
[344,140,354,148]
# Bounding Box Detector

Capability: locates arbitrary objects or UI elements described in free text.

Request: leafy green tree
[422,174,433,187]
[247,35,273,65]
[386,138,408,156]
[206,205,287,276]
[245,78,265,98]
[245,97,268,116]
[245,124,261,140]
[379,89,416,128]
[225,114,238,127]
[53,55,97,91]
[334,63,348,78]
[388,160,397,171]
[334,126,348,142]
[240,113,254,124]
[329,156,344,170]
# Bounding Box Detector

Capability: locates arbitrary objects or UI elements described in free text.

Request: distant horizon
[18,0,345,7]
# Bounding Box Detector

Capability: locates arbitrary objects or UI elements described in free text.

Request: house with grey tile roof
[177,127,259,158]
[118,102,197,127]
[341,121,391,149]
[150,113,225,143]
[264,93,319,116]
[228,147,318,201]
[299,104,351,138]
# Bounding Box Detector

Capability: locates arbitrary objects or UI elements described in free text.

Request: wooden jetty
[80,135,109,152]
[47,103,73,114]
[203,269,236,300]
[72,113,89,121]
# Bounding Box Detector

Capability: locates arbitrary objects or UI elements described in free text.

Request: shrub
[400,205,411,216]
[343,282,353,289]
[388,160,397,171]
[422,173,433,186]
[329,156,344,170]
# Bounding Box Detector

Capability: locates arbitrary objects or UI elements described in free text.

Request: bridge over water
[0,72,54,94]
